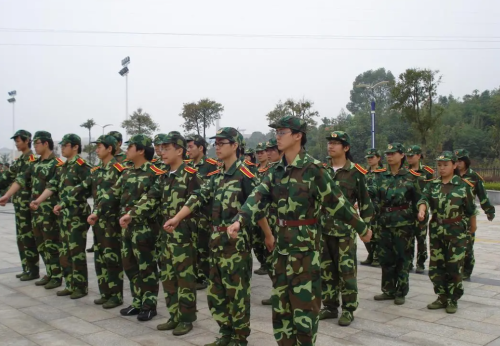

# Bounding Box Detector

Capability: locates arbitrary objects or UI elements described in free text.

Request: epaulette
[207,169,220,177]
[29,154,36,162]
[151,158,158,163]
[150,165,166,175]
[76,157,85,166]
[373,168,387,173]
[55,158,65,166]
[258,166,270,173]
[462,178,474,188]
[91,166,100,173]
[240,165,255,179]
[423,166,435,174]
[244,160,257,166]
[322,163,327,168]
[217,161,223,167]
[184,166,197,174]
[476,172,485,182]
[409,169,421,177]
[113,163,126,172]
[184,159,193,164]
[354,163,368,175]
[206,158,218,165]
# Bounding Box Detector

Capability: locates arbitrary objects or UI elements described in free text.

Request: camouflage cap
[125,134,152,147]
[33,131,52,141]
[92,135,118,148]
[255,142,267,152]
[406,145,422,155]
[10,129,31,140]
[326,131,350,145]
[153,133,168,145]
[385,142,405,153]
[436,151,457,162]
[365,148,382,158]
[266,138,278,149]
[269,116,307,133]
[454,148,470,159]
[163,132,187,148]
[107,131,123,143]
[186,134,208,147]
[245,148,255,155]
[210,127,240,144]
[59,134,81,145]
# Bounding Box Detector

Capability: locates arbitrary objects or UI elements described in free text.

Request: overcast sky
[1,0,499,149]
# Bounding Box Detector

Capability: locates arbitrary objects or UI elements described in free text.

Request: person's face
[438,160,456,177]
[327,140,347,159]
[60,143,74,158]
[256,150,267,163]
[275,128,300,151]
[367,156,381,167]
[187,141,202,160]
[385,151,404,165]
[14,137,28,151]
[457,160,466,171]
[214,139,236,160]
[161,143,183,164]
[33,140,48,155]
[266,148,281,162]
[154,144,162,157]
[244,154,252,162]
[126,144,142,162]
[406,154,421,165]
[96,143,112,160]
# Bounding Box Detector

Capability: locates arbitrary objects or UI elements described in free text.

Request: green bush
[485,182,500,191]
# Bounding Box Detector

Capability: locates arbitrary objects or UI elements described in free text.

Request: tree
[391,68,444,146]
[122,108,159,136]
[346,68,396,114]
[266,98,319,127]
[0,154,10,165]
[80,119,96,164]
[83,144,97,165]
[180,99,224,139]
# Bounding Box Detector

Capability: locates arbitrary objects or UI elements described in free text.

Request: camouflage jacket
[47,155,91,215]
[370,167,423,228]
[366,164,385,188]
[16,152,63,213]
[407,162,435,191]
[234,150,368,255]
[0,150,36,203]
[188,157,219,178]
[321,160,374,236]
[185,159,257,254]
[257,162,272,179]
[243,159,259,176]
[59,157,126,217]
[461,168,495,217]
[130,162,203,244]
[151,158,170,172]
[114,151,127,163]
[417,175,478,236]
[94,161,163,223]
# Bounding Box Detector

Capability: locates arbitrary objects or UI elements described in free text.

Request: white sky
[1,0,499,148]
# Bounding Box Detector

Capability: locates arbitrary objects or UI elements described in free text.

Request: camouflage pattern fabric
[365,163,385,263]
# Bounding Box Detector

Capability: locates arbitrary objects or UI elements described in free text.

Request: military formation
[0,116,496,346]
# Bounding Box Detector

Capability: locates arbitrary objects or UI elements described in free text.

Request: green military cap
[326,131,350,145]
[454,148,469,159]
[59,133,81,145]
[245,148,255,155]
[266,138,278,149]
[365,148,381,158]
[153,133,168,145]
[10,129,31,140]
[107,131,123,142]
[255,142,266,152]
[125,134,152,147]
[385,142,405,153]
[163,132,187,148]
[406,145,422,155]
[186,134,208,146]
[33,131,52,141]
[436,151,457,162]
[92,135,118,148]
[269,115,307,133]
[210,127,240,144]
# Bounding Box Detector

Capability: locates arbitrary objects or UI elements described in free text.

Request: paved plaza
[0,203,499,346]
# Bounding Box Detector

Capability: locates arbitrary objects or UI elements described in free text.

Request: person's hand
[360,229,372,243]
[0,195,9,206]
[87,214,98,226]
[30,200,40,211]
[265,234,275,253]
[418,210,426,222]
[53,205,63,215]
[164,217,180,233]
[120,214,132,228]
[487,214,495,222]
[227,221,241,239]
[469,225,477,234]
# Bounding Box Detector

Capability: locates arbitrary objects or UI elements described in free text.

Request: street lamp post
[119,56,130,141]
[356,81,389,149]
[97,124,113,135]
[7,91,17,162]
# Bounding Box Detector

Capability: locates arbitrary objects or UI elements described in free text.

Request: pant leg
[379,227,396,295]
[208,252,233,339]
[15,199,39,274]
[372,223,380,262]
[162,237,179,321]
[13,199,27,272]
[416,223,428,268]
[93,222,108,298]
[122,227,142,309]
[321,234,340,310]
[59,216,72,290]
[393,226,414,297]
[102,218,124,301]
[428,231,447,298]
[339,233,358,312]
[41,208,62,280]
[67,212,89,291]
[196,217,211,282]
[446,234,467,302]
[251,226,266,268]
[171,242,197,323]
[464,232,475,277]
[31,211,48,275]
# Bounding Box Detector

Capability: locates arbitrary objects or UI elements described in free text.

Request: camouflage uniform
[455,149,496,279]
[47,134,91,294]
[320,131,374,322]
[418,152,478,310]
[95,135,162,311]
[16,131,63,282]
[0,130,39,277]
[370,143,423,300]
[234,117,368,346]
[108,131,127,164]
[185,128,256,346]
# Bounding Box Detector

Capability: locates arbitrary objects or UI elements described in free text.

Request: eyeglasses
[214,141,232,147]
[34,141,42,146]
[275,130,292,137]
[327,140,343,145]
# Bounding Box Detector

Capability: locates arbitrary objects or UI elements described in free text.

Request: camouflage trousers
[371,223,381,262]
[94,217,123,302]
[428,230,467,302]
[321,233,358,312]
[122,221,159,309]
[59,211,89,291]
[272,250,321,346]
[13,196,39,274]
[251,226,267,269]
[161,238,197,323]
[463,232,475,277]
[379,225,414,297]
[411,223,428,268]
[208,251,252,344]
[196,217,210,283]
[31,206,62,280]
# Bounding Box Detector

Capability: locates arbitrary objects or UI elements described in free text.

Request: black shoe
[253,266,268,275]
[86,247,94,253]
[120,305,140,316]
[137,308,157,321]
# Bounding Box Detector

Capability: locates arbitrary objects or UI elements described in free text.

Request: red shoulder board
[322,163,327,167]
[91,166,100,173]
[476,172,485,182]
[424,166,435,174]
[244,160,257,166]
[207,169,220,177]
[184,166,198,174]
[259,166,269,173]
[409,169,421,177]
[151,158,158,163]
[240,166,255,179]
[206,158,218,165]
[150,165,166,175]
[76,158,85,166]
[56,158,65,166]
[29,154,36,162]
[354,163,368,175]
[373,168,387,173]
[462,178,474,188]
[113,163,126,172]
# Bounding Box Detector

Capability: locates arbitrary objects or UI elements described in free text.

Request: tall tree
[347,68,396,114]
[266,98,320,127]
[180,99,224,139]
[80,118,96,163]
[122,108,159,136]
[0,153,10,165]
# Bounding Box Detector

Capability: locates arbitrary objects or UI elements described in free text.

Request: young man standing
[108,131,127,164]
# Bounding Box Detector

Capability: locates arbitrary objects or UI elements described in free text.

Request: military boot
[261,297,272,306]
[157,319,178,331]
[318,308,338,320]
[204,336,231,346]
[70,289,88,299]
[56,288,72,296]
[34,275,50,286]
[394,296,405,305]
[94,296,109,305]
[446,300,457,314]
[374,293,395,301]
[16,271,27,279]
[103,297,123,309]
[427,296,447,310]
[415,264,425,274]
[173,322,193,336]
[253,266,267,275]
[338,310,354,326]
[20,272,40,281]
[44,279,62,289]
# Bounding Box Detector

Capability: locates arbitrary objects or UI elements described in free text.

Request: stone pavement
[0,204,499,346]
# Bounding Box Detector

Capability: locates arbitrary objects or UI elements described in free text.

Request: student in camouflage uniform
[265,138,282,166]
[362,148,385,267]
[88,134,162,321]
[455,149,495,280]
[31,134,91,299]
[108,131,127,164]
[319,131,374,326]
[0,131,63,289]
[152,133,170,170]
[371,143,423,305]
[227,117,371,346]
[417,151,478,313]
[0,130,39,280]
[406,145,435,273]
[164,127,274,346]
[122,132,203,336]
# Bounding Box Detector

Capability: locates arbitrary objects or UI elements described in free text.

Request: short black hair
[135,144,155,161]
[173,143,188,160]
[41,138,54,151]
[16,135,32,149]
[292,130,307,147]
[70,142,82,154]
[399,152,407,169]
[459,157,471,169]
[188,140,207,156]
[102,143,117,155]
[266,147,282,155]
